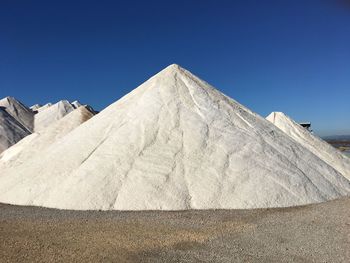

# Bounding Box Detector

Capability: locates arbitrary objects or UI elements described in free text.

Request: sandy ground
[1,198,349,262]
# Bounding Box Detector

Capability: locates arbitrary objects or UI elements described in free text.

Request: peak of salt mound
[0,106,95,168]
[71,100,82,109]
[267,112,350,180]
[0,97,34,132]
[0,65,349,210]
[150,64,200,83]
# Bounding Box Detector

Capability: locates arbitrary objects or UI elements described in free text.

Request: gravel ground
[1,198,349,262]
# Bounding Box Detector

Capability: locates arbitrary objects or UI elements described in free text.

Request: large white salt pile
[0,108,31,153]
[34,100,75,131]
[267,112,350,180]
[0,64,349,210]
[0,97,35,132]
[0,106,95,168]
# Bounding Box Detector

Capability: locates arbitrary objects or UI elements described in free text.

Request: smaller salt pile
[0,108,31,154]
[0,97,34,132]
[0,97,34,153]
[0,106,95,170]
[34,100,75,131]
[267,112,350,180]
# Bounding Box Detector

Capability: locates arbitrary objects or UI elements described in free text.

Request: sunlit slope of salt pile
[0,106,95,168]
[0,97,34,132]
[267,112,350,180]
[0,64,349,210]
[0,108,31,153]
[34,100,75,131]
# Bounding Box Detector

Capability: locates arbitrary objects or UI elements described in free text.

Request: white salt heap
[0,108,31,153]
[0,106,95,168]
[267,112,350,180]
[0,97,94,154]
[0,64,349,210]
[0,97,33,153]
[0,97,34,132]
[34,100,75,131]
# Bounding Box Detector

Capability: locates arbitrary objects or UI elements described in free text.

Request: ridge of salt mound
[266,112,350,180]
[0,108,31,153]
[34,100,75,131]
[0,106,95,168]
[0,64,349,210]
[0,97,34,132]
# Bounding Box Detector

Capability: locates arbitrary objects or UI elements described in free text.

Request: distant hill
[323,135,350,142]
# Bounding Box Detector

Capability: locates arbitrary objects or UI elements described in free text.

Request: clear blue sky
[1,0,349,136]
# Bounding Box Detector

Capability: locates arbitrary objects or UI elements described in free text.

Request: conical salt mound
[0,64,349,210]
[0,106,95,169]
[0,108,31,153]
[0,97,34,132]
[267,112,350,180]
[34,100,75,131]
